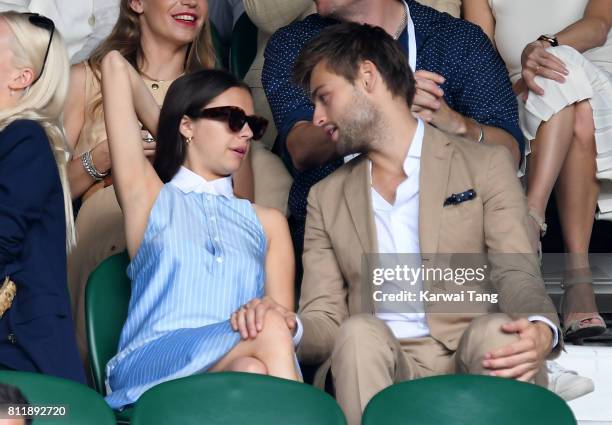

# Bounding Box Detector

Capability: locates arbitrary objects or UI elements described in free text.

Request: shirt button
[7,333,16,344]
[210,216,216,221]
[214,236,220,242]
[207,195,212,201]
[216,256,223,263]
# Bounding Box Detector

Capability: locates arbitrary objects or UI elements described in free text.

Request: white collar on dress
[170,166,234,198]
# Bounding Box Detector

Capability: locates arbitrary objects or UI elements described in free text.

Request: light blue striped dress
[105,167,267,409]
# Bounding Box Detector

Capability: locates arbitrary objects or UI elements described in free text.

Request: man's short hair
[292,22,416,107]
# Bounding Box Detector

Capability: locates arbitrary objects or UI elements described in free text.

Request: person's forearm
[68,156,95,199]
[287,122,338,171]
[125,64,160,137]
[453,115,520,168]
[68,144,110,199]
[556,17,610,53]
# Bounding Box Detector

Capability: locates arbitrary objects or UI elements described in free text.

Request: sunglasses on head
[22,13,55,86]
[188,106,268,140]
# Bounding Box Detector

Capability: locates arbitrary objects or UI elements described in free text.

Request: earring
[186,136,193,144]
[9,89,14,97]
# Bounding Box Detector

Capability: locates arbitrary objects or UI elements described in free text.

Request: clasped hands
[230,296,297,340]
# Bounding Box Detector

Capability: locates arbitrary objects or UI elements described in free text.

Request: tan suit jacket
[297,124,560,378]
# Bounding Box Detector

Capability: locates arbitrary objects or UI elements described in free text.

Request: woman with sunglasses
[63,0,256,363]
[0,12,85,383]
[100,51,299,409]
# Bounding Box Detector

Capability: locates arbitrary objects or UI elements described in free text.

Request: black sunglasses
[22,13,55,86]
[188,106,268,140]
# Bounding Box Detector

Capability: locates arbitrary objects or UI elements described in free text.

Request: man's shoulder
[309,156,365,199]
[409,0,489,49]
[267,14,334,50]
[428,125,515,173]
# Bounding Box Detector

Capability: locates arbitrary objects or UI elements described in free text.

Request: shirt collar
[368,118,425,179]
[402,118,424,174]
[170,166,234,198]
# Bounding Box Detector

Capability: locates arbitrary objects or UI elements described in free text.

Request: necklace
[139,69,184,90]
[393,4,408,40]
[139,69,166,90]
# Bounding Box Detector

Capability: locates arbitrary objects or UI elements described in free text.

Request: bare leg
[210,309,299,380]
[554,100,603,329]
[224,356,268,374]
[526,105,576,252]
[527,106,575,222]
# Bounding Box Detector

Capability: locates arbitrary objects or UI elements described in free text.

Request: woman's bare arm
[462,0,496,46]
[64,63,112,199]
[100,51,163,257]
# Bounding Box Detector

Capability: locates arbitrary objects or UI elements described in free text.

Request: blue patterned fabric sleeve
[444,23,524,156]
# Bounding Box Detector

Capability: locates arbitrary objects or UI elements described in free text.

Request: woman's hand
[520,40,569,96]
[230,296,297,340]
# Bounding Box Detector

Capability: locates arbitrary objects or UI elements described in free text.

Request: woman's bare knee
[227,356,268,374]
[573,101,596,152]
[254,309,294,349]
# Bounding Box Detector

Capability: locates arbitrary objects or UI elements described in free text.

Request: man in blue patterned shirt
[262,0,523,275]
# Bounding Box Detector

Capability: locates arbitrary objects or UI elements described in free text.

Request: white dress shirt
[371,119,430,338]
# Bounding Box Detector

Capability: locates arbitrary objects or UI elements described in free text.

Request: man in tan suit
[233,22,562,425]
[289,23,561,425]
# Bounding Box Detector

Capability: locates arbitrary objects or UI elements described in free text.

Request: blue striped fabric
[104,171,267,409]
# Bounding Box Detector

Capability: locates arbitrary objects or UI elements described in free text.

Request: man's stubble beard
[335,89,385,157]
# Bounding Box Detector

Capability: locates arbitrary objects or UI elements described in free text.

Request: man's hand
[520,41,569,96]
[230,296,297,340]
[411,70,467,136]
[482,318,553,382]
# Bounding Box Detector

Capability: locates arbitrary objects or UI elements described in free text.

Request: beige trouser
[330,313,547,425]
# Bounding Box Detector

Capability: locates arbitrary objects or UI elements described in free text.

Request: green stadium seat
[85,251,132,423]
[229,13,258,79]
[362,374,577,425]
[0,370,115,425]
[131,372,347,425]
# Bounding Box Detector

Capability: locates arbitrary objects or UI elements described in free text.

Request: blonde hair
[0,11,76,251]
[87,0,216,113]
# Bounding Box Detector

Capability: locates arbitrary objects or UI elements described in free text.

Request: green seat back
[85,251,131,396]
[0,371,115,425]
[132,372,347,425]
[362,375,576,425]
[229,13,258,79]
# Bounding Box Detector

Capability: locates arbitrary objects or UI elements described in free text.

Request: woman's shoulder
[0,119,48,154]
[251,204,288,239]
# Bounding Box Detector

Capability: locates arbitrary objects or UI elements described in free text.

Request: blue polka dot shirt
[262,0,523,249]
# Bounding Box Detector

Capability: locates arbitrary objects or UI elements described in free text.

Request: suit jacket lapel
[344,156,377,254]
[419,125,452,254]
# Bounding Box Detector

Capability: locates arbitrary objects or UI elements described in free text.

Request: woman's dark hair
[154,69,251,183]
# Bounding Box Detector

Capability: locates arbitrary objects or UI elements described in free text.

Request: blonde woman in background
[63,0,251,364]
[0,11,85,383]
